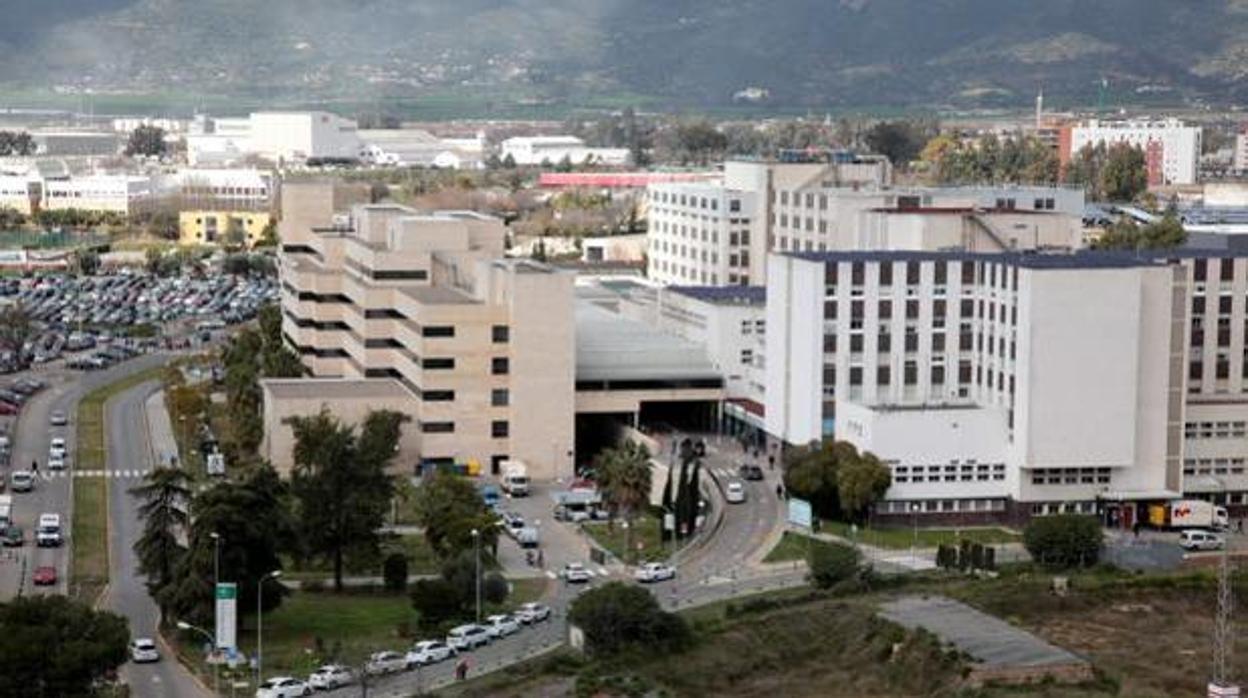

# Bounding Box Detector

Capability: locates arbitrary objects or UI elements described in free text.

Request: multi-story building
[41,175,154,215]
[646,156,1083,286]
[159,168,276,246]
[264,182,576,480]
[0,175,40,215]
[1066,118,1201,186]
[188,112,361,166]
[499,136,630,167]
[765,249,1195,525]
[1234,129,1248,174]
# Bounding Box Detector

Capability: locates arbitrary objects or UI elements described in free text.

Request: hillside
[3,0,1248,112]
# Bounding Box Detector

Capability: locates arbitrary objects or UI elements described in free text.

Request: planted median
[70,365,167,604]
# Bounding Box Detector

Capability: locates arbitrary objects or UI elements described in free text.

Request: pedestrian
[537,548,544,568]
[1132,521,1140,538]
[1238,519,1244,535]
[31,459,37,474]
[776,483,784,499]
[455,658,469,681]
[768,454,775,471]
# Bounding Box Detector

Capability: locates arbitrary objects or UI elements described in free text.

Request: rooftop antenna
[1035,87,1044,130]
[1097,77,1109,115]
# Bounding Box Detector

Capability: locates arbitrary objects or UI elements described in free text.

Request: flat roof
[788,249,1171,270]
[399,285,478,305]
[668,285,765,305]
[575,300,721,382]
[261,378,413,401]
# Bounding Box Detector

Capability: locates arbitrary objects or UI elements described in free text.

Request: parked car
[405,640,456,668]
[515,602,551,624]
[634,562,677,583]
[560,562,593,584]
[485,614,521,638]
[49,437,67,459]
[48,456,65,471]
[130,638,160,663]
[1180,529,1225,551]
[255,676,311,698]
[446,624,492,651]
[738,464,765,481]
[0,402,19,416]
[307,665,352,690]
[32,565,56,586]
[36,513,62,547]
[364,650,406,676]
[725,481,747,504]
[49,410,67,427]
[2,525,22,547]
[11,471,33,493]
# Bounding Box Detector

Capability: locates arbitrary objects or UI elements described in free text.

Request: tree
[71,248,100,277]
[1101,142,1149,202]
[383,553,409,593]
[567,582,690,657]
[0,303,33,368]
[413,471,499,560]
[256,220,279,248]
[0,595,130,698]
[125,124,167,157]
[864,121,926,168]
[1091,210,1186,251]
[836,452,892,522]
[1023,514,1103,569]
[594,440,653,562]
[0,130,36,156]
[410,578,462,628]
[807,540,863,589]
[290,409,401,591]
[130,466,192,606]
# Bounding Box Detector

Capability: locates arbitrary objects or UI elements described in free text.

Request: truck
[501,460,530,497]
[479,483,502,510]
[1148,499,1229,530]
[0,494,11,528]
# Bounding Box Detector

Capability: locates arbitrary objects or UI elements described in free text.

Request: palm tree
[131,466,192,610]
[595,440,653,564]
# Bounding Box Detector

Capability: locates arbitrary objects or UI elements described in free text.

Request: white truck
[501,460,530,497]
[0,494,11,528]
[1149,499,1230,530]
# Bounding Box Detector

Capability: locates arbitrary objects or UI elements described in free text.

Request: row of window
[892,463,1006,484]
[1184,421,1248,439]
[648,189,742,212]
[1029,467,1113,485]
[878,498,1008,514]
[420,420,511,437]
[1183,457,1247,476]
[826,260,1018,292]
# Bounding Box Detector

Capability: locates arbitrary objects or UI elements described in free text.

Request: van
[446,624,491,650]
[1179,529,1224,551]
[37,513,62,547]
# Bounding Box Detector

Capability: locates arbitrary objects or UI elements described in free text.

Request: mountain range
[4,0,1248,113]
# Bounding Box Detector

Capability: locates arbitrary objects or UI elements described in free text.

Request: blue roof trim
[667,285,767,304]
[781,249,1221,269]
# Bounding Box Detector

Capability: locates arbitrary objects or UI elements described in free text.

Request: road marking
[545,570,557,579]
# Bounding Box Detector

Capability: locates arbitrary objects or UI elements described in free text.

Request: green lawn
[762,531,836,563]
[284,534,441,581]
[583,513,667,564]
[70,365,168,604]
[819,520,1021,550]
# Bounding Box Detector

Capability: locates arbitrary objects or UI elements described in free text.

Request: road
[0,353,170,599]
[106,380,210,698]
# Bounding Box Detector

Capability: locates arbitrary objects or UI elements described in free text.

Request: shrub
[568,581,691,657]
[807,540,862,589]
[410,578,462,628]
[382,553,409,592]
[1023,514,1103,569]
[482,572,509,604]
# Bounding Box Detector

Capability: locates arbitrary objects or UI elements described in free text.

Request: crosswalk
[41,469,152,480]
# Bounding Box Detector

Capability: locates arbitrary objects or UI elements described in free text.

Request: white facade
[500,136,630,167]
[1070,118,1201,185]
[1234,133,1248,174]
[765,250,1185,518]
[42,175,154,215]
[158,168,273,210]
[188,112,361,165]
[646,182,758,286]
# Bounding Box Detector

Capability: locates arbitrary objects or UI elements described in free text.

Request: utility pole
[1210,538,1239,698]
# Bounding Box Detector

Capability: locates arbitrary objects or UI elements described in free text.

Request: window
[492,325,510,343]
[879,300,892,319]
[423,390,455,402]
[422,326,455,338]
[740,349,754,365]
[423,357,455,370]
[879,263,893,287]
[849,367,863,386]
[491,389,509,407]
[491,420,510,438]
[877,366,891,385]
[421,421,454,434]
[492,357,510,375]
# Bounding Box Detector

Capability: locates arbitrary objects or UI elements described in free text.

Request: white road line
[545,570,557,579]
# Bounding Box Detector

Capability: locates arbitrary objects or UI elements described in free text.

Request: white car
[49,411,67,427]
[364,650,406,676]
[485,614,521,638]
[725,481,747,504]
[48,456,65,471]
[446,624,491,650]
[255,677,310,698]
[634,562,677,583]
[11,471,34,493]
[307,665,352,690]
[405,640,456,667]
[561,562,593,584]
[1180,529,1225,551]
[49,437,67,460]
[129,637,160,663]
[515,602,551,624]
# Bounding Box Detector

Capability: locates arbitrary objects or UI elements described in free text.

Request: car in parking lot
[634,562,677,583]
[10,471,33,493]
[561,562,593,583]
[255,676,311,698]
[485,614,521,638]
[307,664,352,690]
[364,650,406,676]
[130,638,160,663]
[515,602,551,624]
[446,624,492,650]
[405,640,456,668]
[49,411,67,426]
[32,565,56,586]
[725,481,747,504]
[2,525,22,547]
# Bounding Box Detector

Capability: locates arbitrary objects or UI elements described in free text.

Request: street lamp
[910,502,921,569]
[256,570,281,686]
[470,529,481,622]
[210,532,221,592]
[177,620,219,695]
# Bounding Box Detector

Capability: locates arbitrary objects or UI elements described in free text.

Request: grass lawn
[70,365,167,604]
[583,513,667,564]
[819,519,1020,550]
[284,534,441,581]
[763,531,842,563]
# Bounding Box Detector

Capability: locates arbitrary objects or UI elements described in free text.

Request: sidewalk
[144,390,179,468]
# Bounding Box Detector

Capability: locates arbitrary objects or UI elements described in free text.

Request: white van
[446,624,491,650]
[37,513,62,547]
[1180,529,1224,551]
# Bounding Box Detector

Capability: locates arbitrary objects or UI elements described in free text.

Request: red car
[0,402,18,416]
[32,565,56,586]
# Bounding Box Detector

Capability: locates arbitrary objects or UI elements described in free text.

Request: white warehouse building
[188,112,361,166]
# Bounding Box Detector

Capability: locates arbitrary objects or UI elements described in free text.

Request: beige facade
[264,182,575,480]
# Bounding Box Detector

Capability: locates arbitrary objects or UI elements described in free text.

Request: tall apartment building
[1066,118,1201,186]
[646,155,1083,287]
[264,182,575,480]
[765,249,1196,525]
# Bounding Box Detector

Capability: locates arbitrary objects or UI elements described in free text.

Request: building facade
[189,112,361,166]
[41,175,154,215]
[1068,118,1201,186]
[500,137,630,167]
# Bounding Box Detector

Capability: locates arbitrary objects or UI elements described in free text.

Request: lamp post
[256,570,281,686]
[177,620,219,695]
[911,502,921,569]
[209,532,222,692]
[210,532,221,592]
[470,529,481,623]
